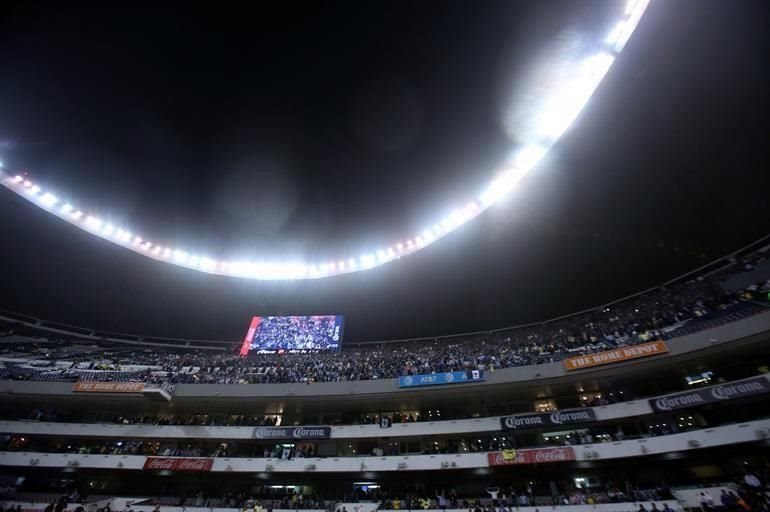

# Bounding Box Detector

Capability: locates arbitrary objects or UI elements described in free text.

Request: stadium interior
[1,1,769,512]
[1,236,769,511]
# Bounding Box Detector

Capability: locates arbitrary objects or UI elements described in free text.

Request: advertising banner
[649,375,770,412]
[487,447,576,466]
[500,408,596,430]
[398,370,484,388]
[73,382,145,393]
[563,340,669,371]
[252,426,332,440]
[143,457,214,472]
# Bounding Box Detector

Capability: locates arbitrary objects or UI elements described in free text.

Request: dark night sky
[0,0,768,343]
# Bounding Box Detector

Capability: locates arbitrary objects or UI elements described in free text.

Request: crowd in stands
[368,482,679,510]
[1,468,769,512]
[1,249,768,387]
[0,415,725,459]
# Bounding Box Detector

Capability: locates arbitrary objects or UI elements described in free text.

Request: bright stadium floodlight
[0,2,650,280]
[513,145,547,172]
[534,52,614,141]
[40,192,58,207]
[86,216,103,230]
[606,21,626,48]
[360,254,375,268]
[480,168,525,206]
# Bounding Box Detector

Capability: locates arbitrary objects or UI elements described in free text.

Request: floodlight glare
[0,1,649,280]
[40,192,58,206]
[606,22,626,48]
[86,216,103,230]
[513,145,547,172]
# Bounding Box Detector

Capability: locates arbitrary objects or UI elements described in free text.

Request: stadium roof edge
[0,233,767,349]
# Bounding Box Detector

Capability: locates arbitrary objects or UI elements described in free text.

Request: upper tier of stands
[1,240,769,385]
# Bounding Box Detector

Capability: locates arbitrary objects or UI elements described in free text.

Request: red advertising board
[73,382,145,393]
[487,447,575,466]
[143,457,214,472]
[563,340,668,371]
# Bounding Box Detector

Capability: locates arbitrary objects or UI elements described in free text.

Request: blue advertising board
[398,370,484,388]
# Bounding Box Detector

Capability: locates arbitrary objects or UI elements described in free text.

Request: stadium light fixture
[40,192,58,207]
[0,2,650,280]
[513,145,547,172]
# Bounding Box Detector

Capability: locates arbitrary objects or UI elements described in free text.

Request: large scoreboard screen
[239,315,345,355]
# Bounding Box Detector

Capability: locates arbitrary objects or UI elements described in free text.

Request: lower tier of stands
[1,418,768,472]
